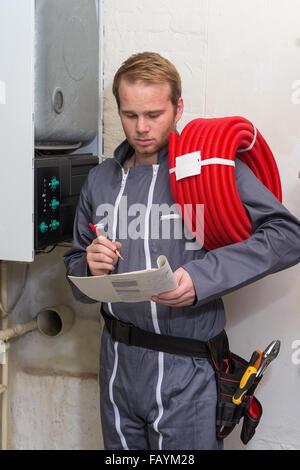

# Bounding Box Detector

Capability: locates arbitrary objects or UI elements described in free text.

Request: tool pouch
[240,395,263,444]
[207,330,263,443]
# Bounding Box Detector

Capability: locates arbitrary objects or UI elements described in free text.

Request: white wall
[103,0,300,450]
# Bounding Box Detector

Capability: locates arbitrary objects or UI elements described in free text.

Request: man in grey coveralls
[63,52,300,450]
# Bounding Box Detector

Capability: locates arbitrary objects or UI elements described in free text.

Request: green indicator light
[51,219,60,230]
[51,177,60,190]
[51,198,60,210]
[39,222,48,233]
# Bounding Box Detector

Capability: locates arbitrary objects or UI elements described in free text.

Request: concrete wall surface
[5,248,104,450]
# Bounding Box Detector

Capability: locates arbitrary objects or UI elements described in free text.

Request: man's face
[118,78,183,161]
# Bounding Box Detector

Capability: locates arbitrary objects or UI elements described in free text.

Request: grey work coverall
[63,140,300,450]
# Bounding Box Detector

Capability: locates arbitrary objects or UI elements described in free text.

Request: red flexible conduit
[169,116,282,250]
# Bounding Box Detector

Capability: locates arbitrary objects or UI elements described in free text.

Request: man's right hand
[86,236,122,276]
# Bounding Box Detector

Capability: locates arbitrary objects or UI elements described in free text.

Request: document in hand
[68,255,178,303]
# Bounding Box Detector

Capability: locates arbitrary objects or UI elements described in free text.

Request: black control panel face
[34,154,99,251]
[35,166,62,248]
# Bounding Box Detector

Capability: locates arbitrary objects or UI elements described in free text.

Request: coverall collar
[113,139,169,168]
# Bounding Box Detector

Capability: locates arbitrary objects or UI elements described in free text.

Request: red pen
[89,223,124,260]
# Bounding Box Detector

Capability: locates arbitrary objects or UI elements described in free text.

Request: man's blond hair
[112,52,182,110]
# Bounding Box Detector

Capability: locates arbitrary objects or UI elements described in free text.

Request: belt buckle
[112,320,132,344]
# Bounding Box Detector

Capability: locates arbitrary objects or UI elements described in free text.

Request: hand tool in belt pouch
[207,334,280,444]
[232,350,262,405]
[256,340,280,378]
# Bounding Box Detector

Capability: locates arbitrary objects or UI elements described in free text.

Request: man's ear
[175,97,184,123]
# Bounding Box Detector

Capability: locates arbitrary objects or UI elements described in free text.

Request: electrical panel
[34,154,98,250]
[0,0,101,262]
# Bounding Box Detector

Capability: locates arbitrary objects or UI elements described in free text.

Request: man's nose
[136,117,149,134]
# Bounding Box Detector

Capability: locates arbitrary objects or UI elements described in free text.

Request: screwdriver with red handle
[232,349,262,405]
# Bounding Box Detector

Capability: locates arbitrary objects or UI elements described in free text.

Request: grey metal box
[34,0,99,150]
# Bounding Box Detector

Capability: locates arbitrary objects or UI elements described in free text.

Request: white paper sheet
[68,255,178,303]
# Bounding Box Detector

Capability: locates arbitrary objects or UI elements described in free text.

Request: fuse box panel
[34,154,98,250]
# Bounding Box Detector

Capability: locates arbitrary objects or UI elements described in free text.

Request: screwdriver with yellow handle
[232,350,262,405]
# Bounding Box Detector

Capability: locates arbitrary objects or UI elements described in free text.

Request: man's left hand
[151,267,196,307]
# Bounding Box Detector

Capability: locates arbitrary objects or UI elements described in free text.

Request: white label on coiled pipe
[169,153,235,180]
[174,151,201,181]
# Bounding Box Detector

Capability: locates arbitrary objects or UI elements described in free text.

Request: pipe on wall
[0,319,37,342]
[0,305,75,342]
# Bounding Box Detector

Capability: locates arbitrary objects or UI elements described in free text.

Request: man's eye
[148,114,160,119]
[126,114,137,119]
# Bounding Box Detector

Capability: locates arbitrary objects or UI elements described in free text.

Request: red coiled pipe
[169,116,282,250]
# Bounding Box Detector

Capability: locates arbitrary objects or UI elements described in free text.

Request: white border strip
[144,165,164,450]
[108,341,129,450]
[107,168,130,450]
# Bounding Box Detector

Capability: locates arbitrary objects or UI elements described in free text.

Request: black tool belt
[101,308,263,445]
[101,308,210,358]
